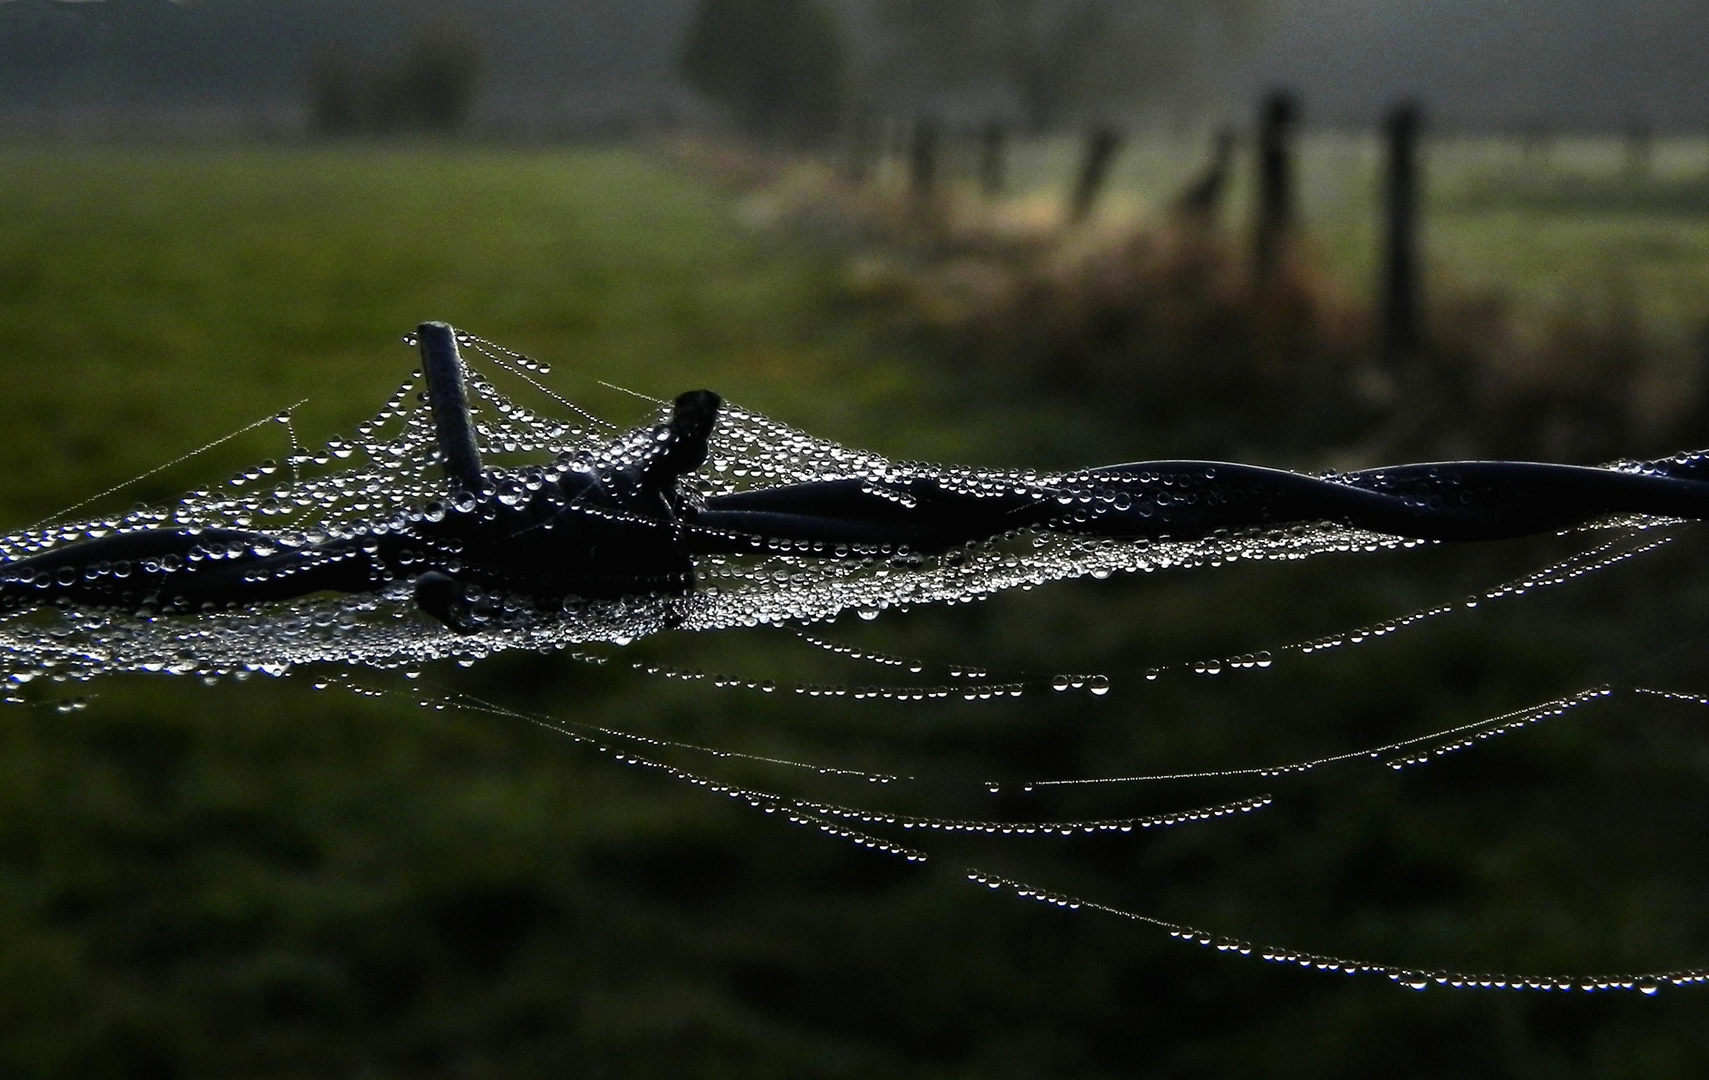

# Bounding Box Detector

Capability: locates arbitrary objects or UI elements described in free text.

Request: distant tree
[874,0,1261,131]
[377,16,487,133]
[305,16,486,138]
[306,46,364,136]
[680,0,849,142]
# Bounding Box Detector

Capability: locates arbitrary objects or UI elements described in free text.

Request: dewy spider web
[0,328,1478,683]
[1,328,1704,994]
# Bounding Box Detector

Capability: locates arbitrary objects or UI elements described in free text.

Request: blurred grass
[830,131,1709,467]
[901,132,1709,348]
[2,143,1709,1078]
[0,145,960,526]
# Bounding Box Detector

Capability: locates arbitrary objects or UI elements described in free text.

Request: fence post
[1176,126,1236,219]
[417,321,484,490]
[1253,90,1297,283]
[844,111,875,183]
[909,117,940,199]
[1069,126,1122,222]
[1380,102,1424,363]
[979,120,1008,198]
[1624,118,1653,178]
[1520,123,1553,166]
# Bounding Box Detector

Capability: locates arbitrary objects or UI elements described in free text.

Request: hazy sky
[1244,0,1709,130]
[1,0,1705,130]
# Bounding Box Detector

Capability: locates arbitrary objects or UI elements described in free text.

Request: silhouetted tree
[680,0,849,142]
[306,46,364,135]
[305,17,486,137]
[378,17,487,133]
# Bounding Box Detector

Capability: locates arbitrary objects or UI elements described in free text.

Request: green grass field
[4,143,1709,1078]
[0,145,968,528]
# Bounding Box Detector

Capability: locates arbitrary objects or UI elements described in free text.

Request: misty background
[2,0,1707,135]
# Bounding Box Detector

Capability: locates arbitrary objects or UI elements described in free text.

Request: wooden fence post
[1069,126,1122,222]
[417,321,484,490]
[979,120,1008,198]
[909,117,940,199]
[1175,126,1236,220]
[1253,90,1297,283]
[1624,119,1653,178]
[844,111,875,183]
[1380,101,1424,362]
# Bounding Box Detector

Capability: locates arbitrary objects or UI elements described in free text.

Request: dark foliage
[306,17,486,137]
[679,0,849,143]
[378,18,487,133]
[306,46,364,136]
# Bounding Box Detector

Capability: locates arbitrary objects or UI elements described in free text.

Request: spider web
[0,330,1459,686]
[2,329,1703,995]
